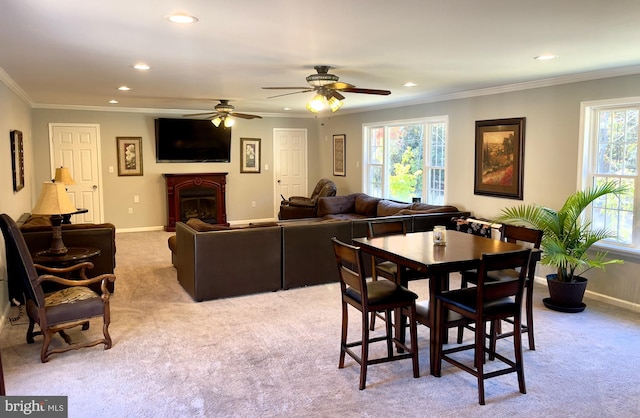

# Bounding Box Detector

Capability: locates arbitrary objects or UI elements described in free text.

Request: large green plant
[495,181,627,282]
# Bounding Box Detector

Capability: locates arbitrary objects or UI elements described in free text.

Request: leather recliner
[278,179,337,220]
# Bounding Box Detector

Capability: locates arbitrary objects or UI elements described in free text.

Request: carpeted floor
[1,230,639,417]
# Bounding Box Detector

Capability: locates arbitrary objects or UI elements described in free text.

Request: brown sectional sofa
[17,215,117,294]
[170,193,470,302]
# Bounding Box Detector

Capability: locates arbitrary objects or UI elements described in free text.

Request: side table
[32,247,101,267]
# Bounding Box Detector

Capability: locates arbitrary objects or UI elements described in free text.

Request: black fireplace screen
[179,186,217,222]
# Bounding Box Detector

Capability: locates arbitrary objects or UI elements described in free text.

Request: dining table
[353,229,534,375]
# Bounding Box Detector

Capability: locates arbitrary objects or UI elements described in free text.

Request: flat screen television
[155,118,232,162]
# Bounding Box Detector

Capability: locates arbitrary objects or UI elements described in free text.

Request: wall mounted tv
[155,118,232,163]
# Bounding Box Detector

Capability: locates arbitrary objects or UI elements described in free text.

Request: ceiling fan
[183,100,262,127]
[262,65,391,113]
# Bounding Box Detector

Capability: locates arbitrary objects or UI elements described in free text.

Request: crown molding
[0,67,34,105]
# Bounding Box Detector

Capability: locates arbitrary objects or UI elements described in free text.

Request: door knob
[92,185,98,190]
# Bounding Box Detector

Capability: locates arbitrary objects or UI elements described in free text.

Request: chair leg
[525,279,535,350]
[408,305,420,378]
[360,310,370,390]
[476,320,486,406]
[339,302,348,369]
[513,313,527,395]
[26,319,36,344]
[384,309,395,358]
[40,330,54,363]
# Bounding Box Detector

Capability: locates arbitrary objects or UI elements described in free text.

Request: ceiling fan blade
[183,112,217,117]
[326,82,355,90]
[232,113,262,119]
[267,89,314,99]
[341,87,391,95]
[262,86,310,90]
[327,90,345,101]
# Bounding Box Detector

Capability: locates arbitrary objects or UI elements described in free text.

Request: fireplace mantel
[163,173,228,232]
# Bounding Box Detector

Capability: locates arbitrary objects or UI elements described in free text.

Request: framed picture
[10,130,24,192]
[474,117,525,200]
[117,137,143,176]
[240,138,261,173]
[333,134,346,176]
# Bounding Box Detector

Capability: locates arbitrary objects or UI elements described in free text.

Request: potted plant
[495,181,626,312]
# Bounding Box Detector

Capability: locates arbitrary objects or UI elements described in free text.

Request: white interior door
[49,123,103,223]
[273,128,307,215]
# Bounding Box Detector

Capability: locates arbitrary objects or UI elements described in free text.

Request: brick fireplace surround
[163,173,228,232]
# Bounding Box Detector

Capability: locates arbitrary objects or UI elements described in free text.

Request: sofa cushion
[376,200,412,217]
[355,195,381,216]
[317,194,360,217]
[397,205,460,215]
[186,218,235,232]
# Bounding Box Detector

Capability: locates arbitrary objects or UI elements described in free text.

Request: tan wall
[31,109,318,229]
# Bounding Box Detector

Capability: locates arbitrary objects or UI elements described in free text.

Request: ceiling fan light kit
[184,99,261,125]
[263,65,391,113]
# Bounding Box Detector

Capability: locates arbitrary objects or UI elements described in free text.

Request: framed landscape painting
[474,117,525,200]
[10,130,24,192]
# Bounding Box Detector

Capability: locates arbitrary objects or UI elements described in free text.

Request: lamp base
[47,215,68,255]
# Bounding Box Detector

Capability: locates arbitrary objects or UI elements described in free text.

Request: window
[581,98,639,251]
[363,116,447,204]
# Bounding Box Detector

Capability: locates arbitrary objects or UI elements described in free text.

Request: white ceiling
[2,0,640,117]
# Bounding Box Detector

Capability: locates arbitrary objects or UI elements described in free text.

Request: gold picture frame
[10,130,24,192]
[333,134,346,176]
[474,118,525,199]
[240,138,261,173]
[117,137,143,176]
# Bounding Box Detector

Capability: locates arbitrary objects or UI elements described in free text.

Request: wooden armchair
[0,214,116,363]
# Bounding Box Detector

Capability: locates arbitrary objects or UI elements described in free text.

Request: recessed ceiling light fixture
[166,13,199,24]
[133,63,150,70]
[403,82,417,87]
[534,54,557,61]
[109,99,118,104]
[117,86,130,91]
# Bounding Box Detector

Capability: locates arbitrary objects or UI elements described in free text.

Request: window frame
[579,96,640,257]
[362,115,448,204]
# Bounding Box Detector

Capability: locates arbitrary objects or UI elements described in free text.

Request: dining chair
[458,224,543,350]
[0,213,116,363]
[366,219,426,330]
[331,237,420,390]
[434,248,531,405]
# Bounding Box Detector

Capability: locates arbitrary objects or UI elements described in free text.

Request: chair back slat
[477,249,531,302]
[501,224,543,248]
[0,214,45,307]
[367,220,406,238]
[331,237,370,301]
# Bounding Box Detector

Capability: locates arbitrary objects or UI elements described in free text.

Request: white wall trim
[533,276,640,313]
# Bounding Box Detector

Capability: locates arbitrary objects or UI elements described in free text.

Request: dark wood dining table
[353,229,532,375]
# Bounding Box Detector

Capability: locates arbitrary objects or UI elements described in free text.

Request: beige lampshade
[54,167,75,185]
[32,182,77,215]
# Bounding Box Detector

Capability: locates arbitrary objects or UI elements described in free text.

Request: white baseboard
[116,225,166,233]
[533,276,640,313]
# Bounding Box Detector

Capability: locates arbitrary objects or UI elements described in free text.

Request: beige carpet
[1,230,639,417]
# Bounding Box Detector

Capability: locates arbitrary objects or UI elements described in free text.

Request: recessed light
[403,82,417,87]
[117,86,131,91]
[534,54,557,61]
[133,63,150,70]
[109,100,118,104]
[283,107,291,111]
[166,13,199,24]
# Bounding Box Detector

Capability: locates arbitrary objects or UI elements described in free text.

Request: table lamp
[31,181,78,255]
[54,166,75,185]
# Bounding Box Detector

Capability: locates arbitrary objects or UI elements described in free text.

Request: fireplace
[164,173,228,232]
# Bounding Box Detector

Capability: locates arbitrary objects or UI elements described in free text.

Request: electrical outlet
[134,195,139,203]
[128,207,133,214]
[251,201,256,208]
[108,166,114,173]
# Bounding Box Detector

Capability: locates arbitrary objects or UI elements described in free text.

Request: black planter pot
[543,274,588,313]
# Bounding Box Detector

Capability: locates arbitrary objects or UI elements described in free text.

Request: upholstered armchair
[279,179,337,220]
